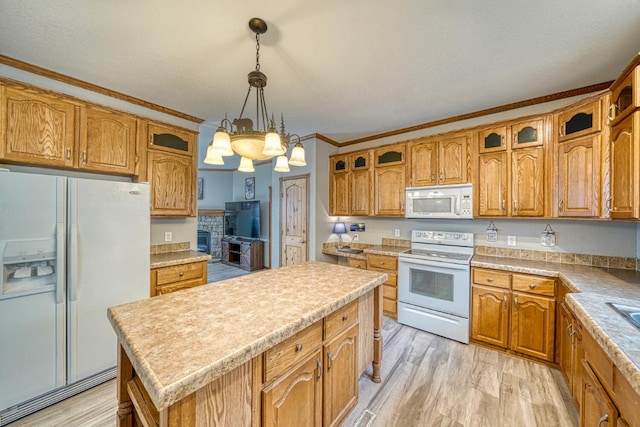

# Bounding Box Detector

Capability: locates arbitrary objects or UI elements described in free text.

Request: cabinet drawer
[383,298,397,315]
[156,278,203,295]
[472,268,510,289]
[154,262,204,286]
[324,300,358,341]
[511,274,555,297]
[264,320,323,383]
[367,254,397,271]
[383,284,397,300]
[583,331,614,394]
[347,258,367,270]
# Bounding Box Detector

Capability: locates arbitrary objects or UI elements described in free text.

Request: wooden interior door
[280,175,309,267]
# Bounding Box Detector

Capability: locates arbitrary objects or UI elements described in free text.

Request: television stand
[221,238,264,271]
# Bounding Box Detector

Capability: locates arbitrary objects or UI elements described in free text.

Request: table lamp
[333,222,347,249]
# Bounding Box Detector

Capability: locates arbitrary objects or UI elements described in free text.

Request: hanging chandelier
[204,17,306,173]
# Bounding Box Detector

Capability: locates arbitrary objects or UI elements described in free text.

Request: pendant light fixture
[203,18,307,172]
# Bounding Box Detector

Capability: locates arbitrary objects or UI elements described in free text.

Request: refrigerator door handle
[69,222,79,302]
[55,223,65,304]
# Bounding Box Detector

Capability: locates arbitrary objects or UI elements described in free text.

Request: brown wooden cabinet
[373,144,406,216]
[0,83,77,168]
[477,152,509,216]
[329,154,350,216]
[558,300,584,412]
[471,267,555,362]
[608,58,640,126]
[328,151,372,216]
[144,122,197,217]
[221,238,264,271]
[150,260,208,296]
[609,111,640,219]
[408,132,470,187]
[581,361,618,427]
[78,105,138,175]
[511,146,545,217]
[557,135,601,217]
[366,253,398,319]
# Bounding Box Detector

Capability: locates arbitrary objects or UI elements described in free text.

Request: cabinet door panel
[439,135,468,184]
[558,136,599,217]
[409,140,437,186]
[262,352,322,427]
[581,362,617,427]
[147,151,194,216]
[477,152,508,216]
[324,325,358,427]
[1,86,76,167]
[471,285,509,349]
[330,172,350,216]
[374,165,405,216]
[351,169,372,216]
[511,292,555,361]
[80,106,137,174]
[511,147,544,216]
[610,112,639,219]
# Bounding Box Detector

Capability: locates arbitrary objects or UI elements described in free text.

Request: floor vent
[354,409,376,427]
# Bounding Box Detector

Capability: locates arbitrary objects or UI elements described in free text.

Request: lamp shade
[238,156,255,172]
[288,143,306,166]
[274,155,290,172]
[262,131,285,156]
[333,222,347,234]
[212,128,234,156]
[204,144,225,165]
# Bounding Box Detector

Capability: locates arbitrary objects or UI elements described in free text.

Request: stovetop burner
[398,230,475,265]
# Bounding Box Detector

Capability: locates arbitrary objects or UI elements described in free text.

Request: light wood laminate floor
[7,319,578,427]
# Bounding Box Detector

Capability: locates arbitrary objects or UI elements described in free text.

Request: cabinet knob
[179,272,184,277]
[295,344,303,352]
[342,314,348,321]
[529,283,536,289]
[487,277,494,282]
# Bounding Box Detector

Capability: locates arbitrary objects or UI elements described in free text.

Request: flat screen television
[224,201,261,239]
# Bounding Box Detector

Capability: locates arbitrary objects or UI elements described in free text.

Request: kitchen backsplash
[151,242,190,254]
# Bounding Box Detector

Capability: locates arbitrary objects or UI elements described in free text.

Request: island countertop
[107,261,387,411]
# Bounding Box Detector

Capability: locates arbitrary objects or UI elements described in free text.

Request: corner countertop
[150,250,211,269]
[322,243,409,259]
[108,261,387,410]
[472,255,640,395]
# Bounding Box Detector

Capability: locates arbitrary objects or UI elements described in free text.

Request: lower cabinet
[470,267,556,362]
[323,324,359,427]
[581,361,617,427]
[366,253,398,319]
[150,260,208,296]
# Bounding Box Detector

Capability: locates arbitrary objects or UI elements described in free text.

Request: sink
[607,302,640,330]
[337,247,363,254]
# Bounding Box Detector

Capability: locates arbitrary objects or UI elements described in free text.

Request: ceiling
[1,1,639,144]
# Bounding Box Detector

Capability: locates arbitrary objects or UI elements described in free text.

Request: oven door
[398,257,470,318]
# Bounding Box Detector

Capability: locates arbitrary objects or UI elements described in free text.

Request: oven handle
[399,257,470,271]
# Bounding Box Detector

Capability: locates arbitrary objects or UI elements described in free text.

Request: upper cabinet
[408,131,470,187]
[0,80,141,176]
[329,154,350,217]
[328,151,373,217]
[373,143,406,216]
[78,105,138,175]
[0,84,77,168]
[609,111,640,219]
[608,55,640,126]
[143,122,198,217]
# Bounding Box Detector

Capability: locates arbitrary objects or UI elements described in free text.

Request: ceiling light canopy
[204,17,306,172]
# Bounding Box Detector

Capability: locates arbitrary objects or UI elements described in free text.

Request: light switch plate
[164,231,173,242]
[507,235,516,246]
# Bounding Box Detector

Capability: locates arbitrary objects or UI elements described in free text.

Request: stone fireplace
[197,209,224,261]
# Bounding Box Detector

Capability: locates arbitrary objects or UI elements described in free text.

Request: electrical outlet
[353,234,359,242]
[394,229,400,237]
[507,235,516,246]
[164,231,173,242]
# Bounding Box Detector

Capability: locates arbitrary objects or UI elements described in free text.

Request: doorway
[279,174,310,267]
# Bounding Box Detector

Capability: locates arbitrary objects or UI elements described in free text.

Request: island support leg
[372,284,383,383]
[116,344,134,427]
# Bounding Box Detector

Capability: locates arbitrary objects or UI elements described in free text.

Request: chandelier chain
[255,32,261,71]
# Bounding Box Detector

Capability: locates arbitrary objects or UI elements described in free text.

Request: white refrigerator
[0,171,149,424]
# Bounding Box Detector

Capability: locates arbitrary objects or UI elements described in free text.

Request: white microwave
[405,184,473,219]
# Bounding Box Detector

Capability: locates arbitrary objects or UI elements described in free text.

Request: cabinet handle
[514,133,519,145]
[342,314,348,321]
[501,135,505,147]
[82,150,87,165]
[487,277,494,282]
[316,358,322,379]
[606,198,612,212]
[501,199,506,212]
[529,283,536,290]
[439,172,444,182]
[295,344,303,352]
[513,200,518,213]
[299,239,306,243]
[597,414,608,426]
[607,104,615,122]
[431,173,435,183]
[569,330,577,340]
[566,323,573,334]
[503,295,507,309]
[558,199,563,213]
[513,296,518,310]
[559,123,565,137]
[327,351,333,370]
[66,147,71,161]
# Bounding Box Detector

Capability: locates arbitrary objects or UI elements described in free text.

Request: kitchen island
[108,261,387,427]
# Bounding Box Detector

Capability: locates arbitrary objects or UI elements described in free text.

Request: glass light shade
[203,145,225,165]
[212,128,234,156]
[332,222,347,234]
[262,131,284,156]
[274,155,290,172]
[288,143,306,166]
[238,156,255,172]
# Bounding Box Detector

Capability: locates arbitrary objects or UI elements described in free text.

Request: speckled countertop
[473,255,640,394]
[150,250,211,268]
[108,261,387,410]
[322,243,409,259]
